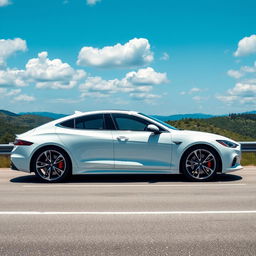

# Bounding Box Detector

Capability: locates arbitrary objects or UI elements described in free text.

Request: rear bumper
[10,161,19,171]
[10,146,32,173]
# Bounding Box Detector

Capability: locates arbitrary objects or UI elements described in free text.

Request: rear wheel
[32,147,71,182]
[181,146,220,181]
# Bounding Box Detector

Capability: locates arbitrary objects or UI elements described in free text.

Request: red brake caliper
[58,161,64,169]
[207,161,212,168]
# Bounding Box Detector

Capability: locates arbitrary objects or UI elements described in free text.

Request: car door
[111,113,173,171]
[56,114,114,173]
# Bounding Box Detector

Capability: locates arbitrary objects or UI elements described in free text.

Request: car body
[11,110,242,182]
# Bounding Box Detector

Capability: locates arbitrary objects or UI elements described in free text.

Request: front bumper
[221,145,243,173]
[223,164,243,173]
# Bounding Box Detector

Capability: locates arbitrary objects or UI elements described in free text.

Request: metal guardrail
[239,142,256,152]
[0,142,256,155]
[0,144,14,155]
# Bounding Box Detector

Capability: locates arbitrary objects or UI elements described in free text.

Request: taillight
[14,139,33,146]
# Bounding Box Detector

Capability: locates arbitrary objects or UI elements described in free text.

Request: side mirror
[146,124,161,134]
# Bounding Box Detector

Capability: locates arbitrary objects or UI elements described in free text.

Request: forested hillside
[0,112,53,143]
[168,113,256,142]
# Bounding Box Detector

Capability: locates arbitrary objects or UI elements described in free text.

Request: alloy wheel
[185,148,217,180]
[35,150,67,182]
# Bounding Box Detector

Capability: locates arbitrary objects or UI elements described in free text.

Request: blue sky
[0,0,256,115]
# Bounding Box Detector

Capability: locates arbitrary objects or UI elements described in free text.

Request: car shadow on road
[10,173,243,184]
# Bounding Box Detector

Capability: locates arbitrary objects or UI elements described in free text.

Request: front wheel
[181,146,220,181]
[32,147,72,182]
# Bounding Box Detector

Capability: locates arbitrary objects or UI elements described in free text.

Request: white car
[11,110,242,182]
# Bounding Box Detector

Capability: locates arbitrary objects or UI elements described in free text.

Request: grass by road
[0,156,10,168]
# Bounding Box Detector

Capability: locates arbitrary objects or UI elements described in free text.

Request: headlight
[216,140,238,148]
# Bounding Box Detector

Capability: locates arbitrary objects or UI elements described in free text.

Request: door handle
[117,136,129,142]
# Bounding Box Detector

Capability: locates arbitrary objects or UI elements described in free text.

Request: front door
[111,113,172,171]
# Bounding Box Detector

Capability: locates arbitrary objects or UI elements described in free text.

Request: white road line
[23,183,246,188]
[0,210,256,215]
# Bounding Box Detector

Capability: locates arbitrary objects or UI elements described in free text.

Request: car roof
[69,110,139,119]
[73,110,138,115]
[36,110,139,129]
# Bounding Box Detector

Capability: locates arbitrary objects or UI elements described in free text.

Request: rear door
[111,113,173,171]
[56,114,114,173]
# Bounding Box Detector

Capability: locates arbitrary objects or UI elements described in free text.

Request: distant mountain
[152,113,215,121]
[0,109,19,117]
[244,110,256,115]
[19,112,67,120]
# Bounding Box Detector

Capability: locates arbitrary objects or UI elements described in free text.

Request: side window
[112,114,149,131]
[60,119,75,128]
[75,114,105,130]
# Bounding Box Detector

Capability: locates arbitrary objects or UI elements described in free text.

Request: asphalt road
[0,167,256,256]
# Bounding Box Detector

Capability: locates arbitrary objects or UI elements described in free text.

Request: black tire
[180,145,221,182]
[31,146,72,182]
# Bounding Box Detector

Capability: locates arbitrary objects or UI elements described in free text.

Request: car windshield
[139,113,178,130]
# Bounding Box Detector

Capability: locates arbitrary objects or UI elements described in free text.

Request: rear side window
[60,119,75,128]
[75,114,105,130]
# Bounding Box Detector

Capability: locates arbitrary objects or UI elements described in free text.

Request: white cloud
[25,51,86,89]
[216,95,238,103]
[217,82,256,105]
[13,94,35,102]
[80,76,118,93]
[160,52,170,61]
[0,38,27,65]
[227,69,243,79]
[79,75,151,96]
[54,98,84,104]
[125,67,168,85]
[77,38,153,68]
[190,87,201,93]
[223,57,256,105]
[0,51,86,90]
[244,78,256,84]
[81,91,109,98]
[130,92,160,101]
[227,82,256,97]
[0,69,26,87]
[80,67,168,102]
[227,62,256,80]
[192,96,205,101]
[0,0,11,7]
[240,62,256,73]
[86,0,101,5]
[0,88,21,97]
[180,87,202,95]
[234,34,256,57]
[6,88,21,96]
